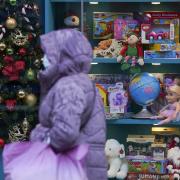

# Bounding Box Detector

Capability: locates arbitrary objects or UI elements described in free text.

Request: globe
[129,73,160,118]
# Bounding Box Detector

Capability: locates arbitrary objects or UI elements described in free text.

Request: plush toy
[64,14,80,27]
[166,137,180,179]
[117,32,144,73]
[152,82,180,125]
[94,39,123,58]
[105,139,128,179]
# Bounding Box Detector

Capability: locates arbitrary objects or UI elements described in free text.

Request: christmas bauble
[0,138,5,147]
[9,0,17,6]
[0,42,6,51]
[0,96,3,103]
[17,89,26,99]
[28,33,33,41]
[25,24,34,31]
[18,48,27,56]
[3,55,14,63]
[26,68,36,81]
[35,22,40,29]
[25,94,37,107]
[6,48,14,55]
[22,117,30,134]
[34,59,41,68]
[5,17,17,29]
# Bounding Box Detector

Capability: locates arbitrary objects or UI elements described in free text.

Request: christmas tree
[0,0,42,143]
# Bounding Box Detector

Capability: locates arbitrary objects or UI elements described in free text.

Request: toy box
[127,158,168,174]
[127,135,155,157]
[114,19,139,40]
[141,12,179,44]
[93,12,133,39]
[144,50,180,59]
[151,143,167,160]
[108,82,128,114]
[126,173,173,180]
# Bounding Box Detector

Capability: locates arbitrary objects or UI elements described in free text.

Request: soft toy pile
[94,39,123,58]
[166,137,180,179]
[105,139,128,179]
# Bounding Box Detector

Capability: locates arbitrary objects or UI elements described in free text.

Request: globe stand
[132,106,153,119]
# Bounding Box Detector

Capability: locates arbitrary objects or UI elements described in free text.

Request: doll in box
[152,82,180,125]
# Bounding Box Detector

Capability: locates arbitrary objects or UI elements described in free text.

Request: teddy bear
[166,137,180,180]
[105,139,128,179]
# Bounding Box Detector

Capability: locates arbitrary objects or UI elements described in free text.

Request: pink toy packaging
[114,19,139,40]
[141,12,179,44]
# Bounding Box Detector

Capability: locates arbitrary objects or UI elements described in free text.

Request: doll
[117,32,144,67]
[152,83,180,125]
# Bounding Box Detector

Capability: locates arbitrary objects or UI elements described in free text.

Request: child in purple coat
[30,29,107,180]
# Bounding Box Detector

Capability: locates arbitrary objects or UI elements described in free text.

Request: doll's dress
[160,102,180,122]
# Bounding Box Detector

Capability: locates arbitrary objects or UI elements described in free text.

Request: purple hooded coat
[30,29,107,180]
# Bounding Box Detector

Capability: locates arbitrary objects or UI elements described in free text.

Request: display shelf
[51,0,180,2]
[93,58,180,64]
[107,118,180,125]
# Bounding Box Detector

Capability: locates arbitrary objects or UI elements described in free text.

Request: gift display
[127,158,167,174]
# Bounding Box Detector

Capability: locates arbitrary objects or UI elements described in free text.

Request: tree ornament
[3,55,14,63]
[6,47,14,55]
[5,99,16,111]
[0,25,6,40]
[28,33,34,41]
[0,138,5,148]
[0,42,6,51]
[25,24,34,31]
[18,48,27,56]
[22,117,30,134]
[0,96,3,104]
[26,68,36,81]
[11,29,28,46]
[33,4,40,16]
[25,93,37,107]
[34,59,41,68]
[5,17,17,29]
[35,22,40,29]
[17,89,26,99]
[9,0,16,6]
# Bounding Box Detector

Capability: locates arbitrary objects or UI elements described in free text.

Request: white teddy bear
[105,139,128,179]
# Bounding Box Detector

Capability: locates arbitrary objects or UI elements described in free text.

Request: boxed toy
[126,173,173,180]
[144,50,180,59]
[141,12,179,44]
[108,82,128,114]
[114,19,139,40]
[127,135,155,157]
[151,143,166,160]
[127,158,168,174]
[93,12,133,39]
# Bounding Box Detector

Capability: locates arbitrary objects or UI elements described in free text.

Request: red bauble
[0,138,5,148]
[3,55,14,64]
[15,61,25,71]
[28,33,34,41]
[5,99,16,111]
[18,48,27,56]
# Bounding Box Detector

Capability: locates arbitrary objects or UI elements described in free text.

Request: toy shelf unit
[44,1,180,179]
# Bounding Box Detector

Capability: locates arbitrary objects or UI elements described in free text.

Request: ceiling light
[89,2,99,4]
[91,62,98,65]
[152,63,161,66]
[151,2,161,5]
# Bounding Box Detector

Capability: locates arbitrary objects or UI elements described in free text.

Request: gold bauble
[25,94,37,107]
[5,17,17,29]
[0,42,6,51]
[17,89,26,99]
